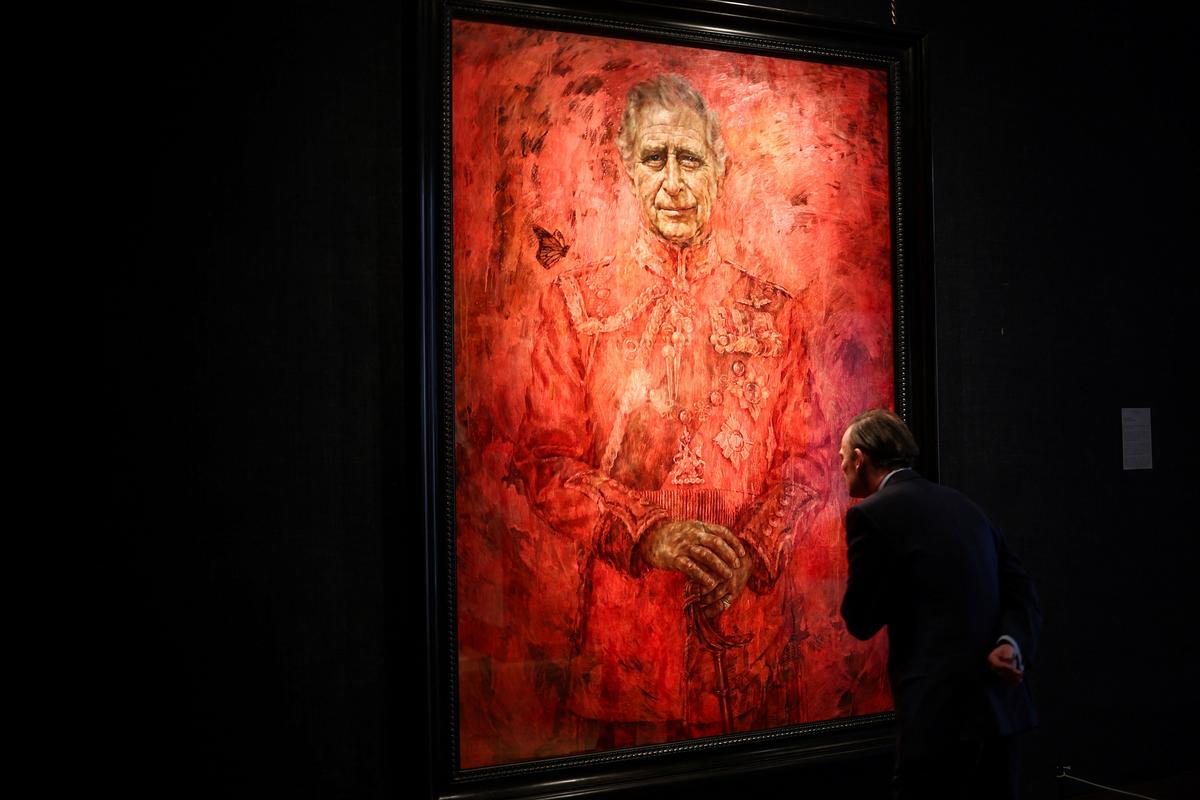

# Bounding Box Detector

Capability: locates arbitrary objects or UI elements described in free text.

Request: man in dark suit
[838,409,1041,800]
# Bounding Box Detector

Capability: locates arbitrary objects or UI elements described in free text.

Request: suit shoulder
[922,479,987,512]
[857,475,931,514]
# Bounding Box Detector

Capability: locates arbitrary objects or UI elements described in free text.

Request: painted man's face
[627,103,720,245]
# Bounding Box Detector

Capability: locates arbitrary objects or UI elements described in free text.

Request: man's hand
[638,519,746,593]
[987,642,1024,685]
[699,548,753,617]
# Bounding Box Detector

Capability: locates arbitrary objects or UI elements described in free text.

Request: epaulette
[723,259,794,300]
[553,258,668,336]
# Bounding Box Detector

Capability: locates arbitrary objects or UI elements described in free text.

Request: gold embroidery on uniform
[715,416,753,465]
[708,303,784,357]
[668,428,705,485]
[557,273,668,336]
[731,368,769,421]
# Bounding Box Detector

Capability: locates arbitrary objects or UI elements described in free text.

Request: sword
[686,590,752,734]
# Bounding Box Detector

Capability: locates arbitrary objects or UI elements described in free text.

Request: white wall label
[1121,407,1152,470]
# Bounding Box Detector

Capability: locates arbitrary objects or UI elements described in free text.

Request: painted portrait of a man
[452,22,896,768]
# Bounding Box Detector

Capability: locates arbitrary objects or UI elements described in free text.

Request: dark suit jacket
[840,471,1042,762]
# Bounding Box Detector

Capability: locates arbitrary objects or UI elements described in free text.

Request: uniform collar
[632,227,722,288]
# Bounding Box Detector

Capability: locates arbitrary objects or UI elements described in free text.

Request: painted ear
[716,155,732,187]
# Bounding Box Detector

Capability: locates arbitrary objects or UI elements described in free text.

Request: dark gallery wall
[109,6,398,797]
[901,4,1199,795]
[108,1,1197,798]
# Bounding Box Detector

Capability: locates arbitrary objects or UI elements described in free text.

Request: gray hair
[846,409,920,470]
[616,74,727,177]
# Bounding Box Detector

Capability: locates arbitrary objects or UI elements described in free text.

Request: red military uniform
[514,230,827,729]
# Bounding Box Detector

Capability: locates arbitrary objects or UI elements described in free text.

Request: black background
[108,1,1198,797]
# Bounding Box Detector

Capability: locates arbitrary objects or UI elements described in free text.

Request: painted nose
[662,153,683,194]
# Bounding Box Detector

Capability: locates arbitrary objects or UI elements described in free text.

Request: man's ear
[622,158,637,185]
[718,156,732,189]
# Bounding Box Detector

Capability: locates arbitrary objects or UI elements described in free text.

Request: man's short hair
[847,409,920,469]
[616,74,727,177]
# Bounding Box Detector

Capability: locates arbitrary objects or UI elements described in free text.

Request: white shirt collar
[878,467,912,490]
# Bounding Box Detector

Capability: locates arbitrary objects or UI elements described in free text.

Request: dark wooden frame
[410,1,936,797]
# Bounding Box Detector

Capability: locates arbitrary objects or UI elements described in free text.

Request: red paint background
[452,21,895,767]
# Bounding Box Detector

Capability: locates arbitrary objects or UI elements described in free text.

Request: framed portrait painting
[415,1,935,796]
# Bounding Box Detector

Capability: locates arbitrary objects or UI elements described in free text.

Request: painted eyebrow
[638,145,706,163]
